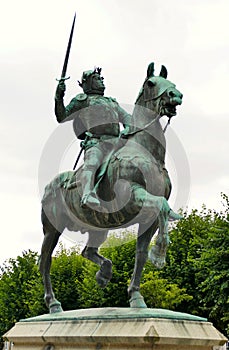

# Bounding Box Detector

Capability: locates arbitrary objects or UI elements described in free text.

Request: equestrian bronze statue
[39,60,183,313]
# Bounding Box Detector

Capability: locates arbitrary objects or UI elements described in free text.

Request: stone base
[4,308,227,350]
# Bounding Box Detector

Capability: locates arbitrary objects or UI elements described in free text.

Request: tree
[0,245,86,345]
[161,194,229,336]
[50,243,87,310]
[196,194,229,334]
[78,231,137,308]
[160,208,211,314]
[0,250,45,346]
[140,270,192,310]
[78,231,192,309]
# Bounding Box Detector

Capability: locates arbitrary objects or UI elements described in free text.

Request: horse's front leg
[149,198,182,268]
[128,223,157,308]
[148,211,169,269]
[82,230,112,288]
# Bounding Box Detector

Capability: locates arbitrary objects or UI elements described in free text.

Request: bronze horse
[39,62,183,313]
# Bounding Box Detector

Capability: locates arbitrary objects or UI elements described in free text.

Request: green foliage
[78,231,136,308]
[50,243,86,310]
[195,194,229,334]
[78,261,106,308]
[0,250,45,342]
[99,232,136,307]
[161,194,229,335]
[78,231,192,310]
[140,270,192,309]
[0,245,86,342]
[160,208,211,312]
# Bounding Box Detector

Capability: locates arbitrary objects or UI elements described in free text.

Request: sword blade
[60,13,76,80]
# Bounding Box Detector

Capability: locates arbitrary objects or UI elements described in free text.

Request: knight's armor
[55,68,131,208]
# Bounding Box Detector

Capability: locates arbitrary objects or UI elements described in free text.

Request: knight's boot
[80,170,100,209]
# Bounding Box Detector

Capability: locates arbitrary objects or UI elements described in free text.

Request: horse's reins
[124,113,171,138]
[163,116,172,133]
[123,91,173,138]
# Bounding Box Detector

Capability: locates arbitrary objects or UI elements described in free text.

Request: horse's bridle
[123,113,171,138]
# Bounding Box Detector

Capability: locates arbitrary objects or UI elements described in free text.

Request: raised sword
[57,13,76,81]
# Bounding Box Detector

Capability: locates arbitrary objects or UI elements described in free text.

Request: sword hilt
[56,76,70,82]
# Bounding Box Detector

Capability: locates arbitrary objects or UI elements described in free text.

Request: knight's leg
[39,210,63,313]
[128,223,157,308]
[80,145,103,208]
[82,230,112,288]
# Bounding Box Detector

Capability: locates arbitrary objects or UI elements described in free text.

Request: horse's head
[136,62,183,118]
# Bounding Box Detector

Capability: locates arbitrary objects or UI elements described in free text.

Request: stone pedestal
[4,308,227,350]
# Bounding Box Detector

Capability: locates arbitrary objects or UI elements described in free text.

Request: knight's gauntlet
[55,81,66,100]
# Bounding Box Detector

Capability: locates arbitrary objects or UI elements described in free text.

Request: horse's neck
[129,104,166,164]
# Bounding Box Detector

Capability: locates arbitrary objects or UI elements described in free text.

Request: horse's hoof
[96,260,112,288]
[49,300,63,314]
[149,247,166,269]
[129,291,147,308]
[152,258,166,269]
[96,271,110,288]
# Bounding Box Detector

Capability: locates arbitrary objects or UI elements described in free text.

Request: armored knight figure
[55,67,131,208]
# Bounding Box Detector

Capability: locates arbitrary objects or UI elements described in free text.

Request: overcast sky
[0,0,228,264]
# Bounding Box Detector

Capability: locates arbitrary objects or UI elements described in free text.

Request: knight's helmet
[78,67,105,95]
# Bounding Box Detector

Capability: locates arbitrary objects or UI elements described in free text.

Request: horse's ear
[159,65,168,79]
[147,62,154,78]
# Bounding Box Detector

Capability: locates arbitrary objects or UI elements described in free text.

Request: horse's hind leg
[39,209,63,313]
[82,230,112,288]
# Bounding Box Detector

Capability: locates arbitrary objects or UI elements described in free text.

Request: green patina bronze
[55,67,131,208]
[39,59,183,313]
[21,308,207,323]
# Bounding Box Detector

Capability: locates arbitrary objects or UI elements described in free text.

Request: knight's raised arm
[55,80,67,123]
[55,81,81,123]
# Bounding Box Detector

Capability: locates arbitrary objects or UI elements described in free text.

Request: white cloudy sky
[0,0,228,264]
